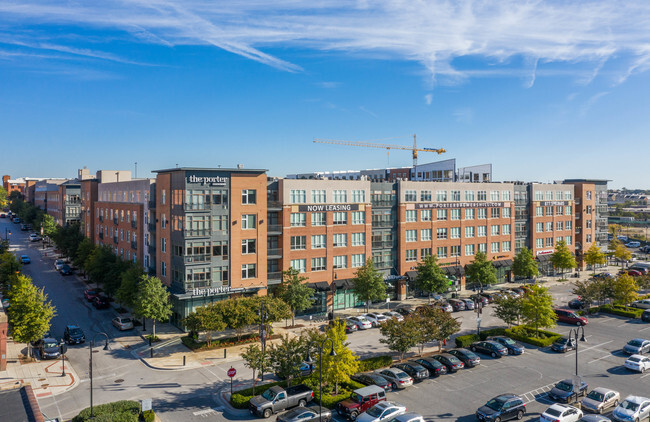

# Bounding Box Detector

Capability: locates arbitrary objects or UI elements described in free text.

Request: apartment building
[33,179,68,214]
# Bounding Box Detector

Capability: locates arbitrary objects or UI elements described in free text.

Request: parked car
[581,388,620,414]
[377,368,413,390]
[13,217,21,224]
[20,224,29,231]
[624,354,650,372]
[348,316,373,330]
[59,264,73,275]
[623,338,650,355]
[32,338,61,360]
[365,313,390,327]
[29,233,41,242]
[593,273,613,280]
[640,245,650,253]
[448,299,466,311]
[631,299,650,310]
[548,378,589,403]
[93,295,110,309]
[555,309,588,326]
[489,336,525,355]
[356,401,406,422]
[643,309,650,323]
[385,412,425,422]
[479,292,497,303]
[392,362,429,382]
[326,319,357,334]
[461,298,475,310]
[620,269,643,277]
[430,353,464,373]
[350,373,391,391]
[19,255,30,264]
[470,294,489,306]
[629,266,649,275]
[568,298,589,310]
[578,415,612,422]
[84,289,100,301]
[277,406,332,422]
[337,385,387,420]
[447,348,481,367]
[433,301,453,313]
[413,357,447,377]
[394,307,415,317]
[470,341,508,358]
[510,287,527,296]
[63,325,86,344]
[249,385,314,418]
[383,311,404,322]
[626,241,641,248]
[611,396,650,422]
[540,404,583,422]
[552,337,577,353]
[476,394,526,422]
[112,315,134,331]
[54,259,65,270]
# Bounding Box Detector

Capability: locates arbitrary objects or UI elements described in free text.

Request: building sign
[537,250,553,256]
[384,275,407,281]
[191,286,244,296]
[298,204,360,212]
[416,201,504,210]
[187,175,228,186]
[540,201,570,206]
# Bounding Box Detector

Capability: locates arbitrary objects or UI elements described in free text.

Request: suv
[555,309,588,326]
[337,385,386,420]
[548,378,589,403]
[64,325,86,344]
[476,394,526,422]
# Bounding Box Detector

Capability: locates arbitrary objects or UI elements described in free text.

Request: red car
[554,309,588,326]
[622,269,643,277]
[84,289,99,301]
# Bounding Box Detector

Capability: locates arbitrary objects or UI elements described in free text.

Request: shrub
[141,410,155,422]
[505,326,562,347]
[598,304,643,318]
[316,388,353,408]
[231,392,253,409]
[72,400,141,422]
[455,334,480,348]
[357,355,393,372]
[479,328,507,340]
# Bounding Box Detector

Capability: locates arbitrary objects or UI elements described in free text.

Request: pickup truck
[249,385,314,418]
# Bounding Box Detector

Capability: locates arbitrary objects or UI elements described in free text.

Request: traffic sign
[227,367,236,378]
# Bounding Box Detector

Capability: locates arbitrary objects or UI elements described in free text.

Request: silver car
[385,413,425,422]
[377,368,413,390]
[383,311,404,322]
[623,338,650,355]
[631,299,650,309]
[611,396,650,422]
[581,388,620,414]
[112,316,134,331]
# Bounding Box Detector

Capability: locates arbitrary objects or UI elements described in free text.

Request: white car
[348,316,372,330]
[632,299,650,309]
[383,311,404,322]
[29,233,41,242]
[364,313,389,327]
[356,401,407,422]
[540,404,583,422]
[611,396,650,422]
[54,259,65,270]
[624,354,650,373]
[385,413,424,422]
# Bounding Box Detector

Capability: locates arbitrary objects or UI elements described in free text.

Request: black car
[551,337,577,353]
[350,373,391,391]
[392,362,429,382]
[93,295,110,309]
[476,394,526,422]
[489,337,525,355]
[64,325,86,344]
[479,292,497,303]
[447,349,481,368]
[414,357,447,377]
[395,307,415,317]
[431,353,464,373]
[568,298,589,310]
[20,224,29,231]
[32,338,61,360]
[643,309,650,323]
[548,378,589,403]
[277,406,332,422]
[59,264,73,276]
[470,341,508,358]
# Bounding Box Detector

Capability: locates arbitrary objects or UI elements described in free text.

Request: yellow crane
[313,134,445,166]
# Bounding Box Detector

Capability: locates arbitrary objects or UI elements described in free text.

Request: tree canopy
[414,255,449,302]
[465,251,497,286]
[278,267,314,326]
[7,274,56,347]
[520,284,556,337]
[512,247,539,280]
[584,244,606,274]
[550,240,576,277]
[351,259,387,312]
[493,295,523,327]
[133,275,172,339]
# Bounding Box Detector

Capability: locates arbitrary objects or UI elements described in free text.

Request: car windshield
[555,382,573,392]
[628,357,641,363]
[261,389,276,400]
[545,408,562,417]
[485,398,505,411]
[44,341,58,348]
[351,394,364,404]
[587,391,604,401]
[501,338,516,346]
[366,405,386,417]
[369,375,384,384]
[446,355,461,364]
[628,340,643,347]
[556,338,569,344]
[396,371,409,379]
[619,401,639,411]
[70,328,83,336]
[120,318,131,323]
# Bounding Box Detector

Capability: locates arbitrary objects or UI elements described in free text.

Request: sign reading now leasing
[298,204,360,212]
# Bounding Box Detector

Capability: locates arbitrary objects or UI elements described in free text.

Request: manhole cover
[114,379,124,383]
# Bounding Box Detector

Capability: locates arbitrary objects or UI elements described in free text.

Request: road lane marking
[588,355,612,363]
[640,326,650,331]
[641,372,650,379]
[563,340,613,357]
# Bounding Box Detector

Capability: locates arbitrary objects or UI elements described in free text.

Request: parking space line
[640,326,650,331]
[641,372,650,379]
[563,340,613,357]
[588,355,612,364]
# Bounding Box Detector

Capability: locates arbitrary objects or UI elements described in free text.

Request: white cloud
[579,91,610,116]
[1,0,650,83]
[424,94,433,105]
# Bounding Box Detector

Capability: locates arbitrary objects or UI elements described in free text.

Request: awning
[334,278,351,290]
[310,282,330,292]
[443,265,465,276]
[406,271,418,280]
[537,254,552,262]
[493,259,513,268]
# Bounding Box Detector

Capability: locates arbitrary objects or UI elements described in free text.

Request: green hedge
[182,333,264,351]
[479,328,508,340]
[231,380,286,409]
[505,326,562,347]
[72,400,141,422]
[141,410,156,422]
[357,355,393,371]
[597,304,644,318]
[455,334,480,348]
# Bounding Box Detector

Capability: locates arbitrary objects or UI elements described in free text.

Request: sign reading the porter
[416,201,504,209]
[191,286,243,296]
[187,175,228,186]
[298,204,360,212]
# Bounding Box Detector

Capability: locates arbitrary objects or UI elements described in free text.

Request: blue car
[489,336,525,355]
[20,255,31,264]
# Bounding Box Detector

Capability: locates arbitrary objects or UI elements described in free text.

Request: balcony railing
[372,221,393,228]
[267,224,282,233]
[267,248,283,256]
[372,241,393,249]
[131,220,137,229]
[267,271,282,281]
[148,244,156,255]
[184,203,212,211]
[184,254,211,263]
[148,200,156,209]
[267,200,282,209]
[184,229,211,237]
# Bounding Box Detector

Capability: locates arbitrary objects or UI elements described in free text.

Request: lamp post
[258,301,267,381]
[89,332,110,419]
[306,339,336,422]
[331,269,337,320]
[569,326,587,377]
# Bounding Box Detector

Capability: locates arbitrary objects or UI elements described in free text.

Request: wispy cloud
[453,107,474,124]
[579,91,610,116]
[317,81,341,89]
[359,106,377,118]
[424,94,433,105]
[1,1,650,83]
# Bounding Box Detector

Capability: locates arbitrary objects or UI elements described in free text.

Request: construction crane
[313,134,445,167]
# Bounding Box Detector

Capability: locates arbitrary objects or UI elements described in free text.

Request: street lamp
[306,339,336,422]
[89,332,110,419]
[569,326,587,377]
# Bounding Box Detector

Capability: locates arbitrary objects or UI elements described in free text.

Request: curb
[214,386,250,416]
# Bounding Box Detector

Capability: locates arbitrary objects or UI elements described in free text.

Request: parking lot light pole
[306,338,336,422]
[89,332,110,419]
[569,326,587,376]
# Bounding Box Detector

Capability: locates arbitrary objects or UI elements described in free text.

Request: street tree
[105,258,131,298]
[520,284,556,337]
[85,244,116,289]
[379,317,418,360]
[0,250,22,295]
[611,274,638,307]
[412,306,441,354]
[351,259,387,312]
[256,296,292,336]
[0,186,7,209]
[116,265,143,309]
[193,303,227,346]
[429,309,461,351]
[414,255,449,303]
[8,275,56,356]
[40,214,58,238]
[584,244,607,275]
[493,295,524,327]
[465,251,497,287]
[614,243,632,267]
[219,297,259,341]
[242,344,270,395]
[608,224,622,238]
[310,321,359,394]
[278,268,314,326]
[73,238,95,274]
[550,240,577,279]
[133,275,173,340]
[572,278,599,307]
[268,334,307,386]
[512,247,539,281]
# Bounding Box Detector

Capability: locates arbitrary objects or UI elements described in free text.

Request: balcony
[372,241,393,249]
[267,200,282,209]
[267,224,282,233]
[184,203,211,211]
[113,218,118,225]
[267,271,282,281]
[148,222,156,231]
[148,244,156,255]
[184,229,211,238]
[131,220,137,229]
[267,248,283,257]
[184,254,211,263]
[99,232,104,239]
[372,221,393,228]
[113,236,118,244]
[131,241,137,250]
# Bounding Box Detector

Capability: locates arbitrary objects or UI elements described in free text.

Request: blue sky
[1,1,650,189]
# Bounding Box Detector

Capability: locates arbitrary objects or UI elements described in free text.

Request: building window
[490,191,500,201]
[556,206,563,216]
[332,190,347,203]
[546,237,553,247]
[333,212,347,225]
[421,248,432,258]
[451,190,460,201]
[437,228,447,239]
[465,191,475,201]
[502,241,511,252]
[586,219,592,229]
[536,238,543,249]
[503,207,511,218]
[545,207,553,216]
[242,189,257,204]
[546,222,553,232]
[352,190,365,203]
[421,229,432,241]
[333,255,347,269]
[451,245,460,257]
[161,213,166,229]
[491,208,500,218]
[421,190,432,201]
[242,264,257,278]
[311,212,326,226]
[503,191,511,201]
[212,241,228,259]
[241,239,256,254]
[478,208,487,219]
[311,190,326,203]
[565,236,572,245]
[406,249,417,262]
[161,189,166,204]
[290,236,307,250]
[566,221,573,230]
[556,221,564,231]
[290,190,306,204]
[477,225,487,237]
[536,206,543,216]
[311,257,326,271]
[161,238,167,253]
[586,191,592,200]
[450,227,460,239]
[312,235,326,249]
[421,210,432,221]
[405,210,417,222]
[556,236,563,244]
[502,224,511,235]
[436,190,447,201]
[465,244,475,256]
[405,230,417,242]
[450,209,460,220]
[545,191,553,200]
[465,226,475,238]
[566,191,573,200]
[352,211,365,225]
[161,261,167,276]
[536,222,543,233]
[565,206,572,216]
[436,209,447,221]
[534,191,543,201]
[586,234,592,242]
[352,232,366,247]
[490,242,499,253]
[465,209,475,220]
[242,214,257,229]
[435,247,446,259]
[290,213,306,227]
[289,260,306,273]
[333,233,347,247]
[491,225,500,236]
[478,191,487,201]
[352,254,365,268]
[405,190,417,202]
